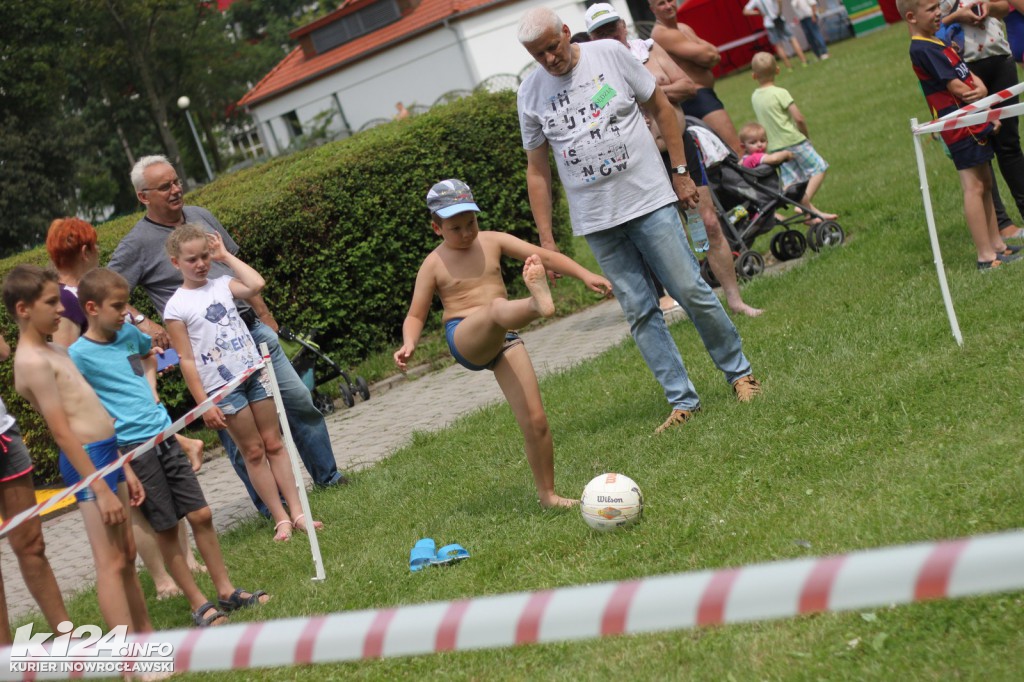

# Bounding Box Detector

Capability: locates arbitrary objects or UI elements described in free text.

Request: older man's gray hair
[517,7,563,44]
[130,155,173,193]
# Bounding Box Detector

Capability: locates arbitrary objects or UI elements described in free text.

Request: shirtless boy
[3,265,151,634]
[394,179,612,508]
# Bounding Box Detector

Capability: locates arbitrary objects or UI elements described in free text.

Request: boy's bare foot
[178,435,204,472]
[156,583,182,600]
[808,207,838,221]
[540,494,579,509]
[187,556,208,574]
[524,254,556,318]
[659,295,680,312]
[728,300,764,317]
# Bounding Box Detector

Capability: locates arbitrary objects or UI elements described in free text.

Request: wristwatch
[132,314,146,326]
[671,164,689,176]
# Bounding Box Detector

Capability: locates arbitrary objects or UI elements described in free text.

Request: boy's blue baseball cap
[427,179,480,218]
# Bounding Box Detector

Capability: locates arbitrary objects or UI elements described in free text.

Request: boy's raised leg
[492,345,576,509]
[0,476,69,637]
[452,255,556,367]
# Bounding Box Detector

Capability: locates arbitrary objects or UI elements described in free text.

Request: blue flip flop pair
[409,538,470,572]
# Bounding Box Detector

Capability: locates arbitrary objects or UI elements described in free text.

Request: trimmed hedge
[0,90,571,482]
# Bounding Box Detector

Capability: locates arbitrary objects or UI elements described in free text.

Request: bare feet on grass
[540,493,579,509]
[155,583,182,601]
[524,254,555,318]
[728,300,764,318]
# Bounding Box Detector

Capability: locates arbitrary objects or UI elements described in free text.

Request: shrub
[0,90,570,482]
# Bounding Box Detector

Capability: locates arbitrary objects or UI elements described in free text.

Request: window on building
[283,111,303,139]
[310,0,401,54]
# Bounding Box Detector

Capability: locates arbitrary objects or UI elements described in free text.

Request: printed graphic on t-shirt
[542,75,633,185]
[198,302,256,383]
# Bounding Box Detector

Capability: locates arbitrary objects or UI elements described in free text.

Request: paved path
[1,298,681,622]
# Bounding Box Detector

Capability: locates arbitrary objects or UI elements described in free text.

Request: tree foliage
[0,1,78,256]
[1,0,320,255]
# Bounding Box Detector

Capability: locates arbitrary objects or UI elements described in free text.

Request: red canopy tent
[676,0,773,77]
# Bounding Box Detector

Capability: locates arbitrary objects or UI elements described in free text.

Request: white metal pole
[911,118,963,347]
[259,343,326,581]
[184,109,215,183]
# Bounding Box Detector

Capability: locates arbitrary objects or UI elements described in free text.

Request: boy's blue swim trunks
[445,318,524,371]
[59,435,124,503]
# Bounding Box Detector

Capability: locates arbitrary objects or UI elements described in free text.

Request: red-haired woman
[45,218,98,348]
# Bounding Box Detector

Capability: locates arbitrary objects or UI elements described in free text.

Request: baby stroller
[278,326,370,414]
[687,117,845,287]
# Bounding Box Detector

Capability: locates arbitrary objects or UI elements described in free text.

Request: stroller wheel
[770,230,807,261]
[806,224,822,252]
[313,392,335,415]
[355,376,370,401]
[735,250,765,280]
[339,382,355,408]
[815,221,845,249]
[700,257,720,288]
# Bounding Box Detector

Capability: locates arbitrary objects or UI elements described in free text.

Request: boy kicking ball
[394,179,612,508]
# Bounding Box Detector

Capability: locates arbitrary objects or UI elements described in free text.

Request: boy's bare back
[423,231,512,321]
[15,342,115,445]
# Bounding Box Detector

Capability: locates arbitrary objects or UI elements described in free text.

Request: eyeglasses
[141,178,183,193]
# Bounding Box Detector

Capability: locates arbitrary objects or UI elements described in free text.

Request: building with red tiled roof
[237,0,625,155]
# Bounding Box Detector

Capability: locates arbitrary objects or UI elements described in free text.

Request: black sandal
[218,588,269,612]
[191,601,228,627]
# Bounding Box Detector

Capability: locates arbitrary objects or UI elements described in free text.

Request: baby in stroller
[688,117,845,265]
[739,122,795,170]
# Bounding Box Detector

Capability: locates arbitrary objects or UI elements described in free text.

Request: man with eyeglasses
[108,155,347,518]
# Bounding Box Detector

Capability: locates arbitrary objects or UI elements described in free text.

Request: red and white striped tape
[935,80,1024,122]
[913,101,1024,135]
[0,361,265,539]
[3,529,1020,679]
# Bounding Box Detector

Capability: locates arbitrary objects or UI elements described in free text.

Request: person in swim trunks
[649,0,746,155]
[394,179,612,508]
[3,265,152,636]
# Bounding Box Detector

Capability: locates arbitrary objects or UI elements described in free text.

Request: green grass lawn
[44,25,1024,680]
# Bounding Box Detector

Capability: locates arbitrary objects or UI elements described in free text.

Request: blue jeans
[584,204,752,412]
[799,17,828,58]
[219,321,342,516]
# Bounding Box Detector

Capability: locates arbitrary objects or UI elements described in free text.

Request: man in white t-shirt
[516,8,761,434]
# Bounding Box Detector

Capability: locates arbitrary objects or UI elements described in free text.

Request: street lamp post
[177,96,214,183]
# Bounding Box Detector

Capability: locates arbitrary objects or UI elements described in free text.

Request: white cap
[585,3,621,33]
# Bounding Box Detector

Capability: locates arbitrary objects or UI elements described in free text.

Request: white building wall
[249,29,475,153]
[247,0,637,156]
[459,0,634,81]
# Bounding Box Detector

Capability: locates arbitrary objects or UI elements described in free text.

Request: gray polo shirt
[107,206,252,320]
